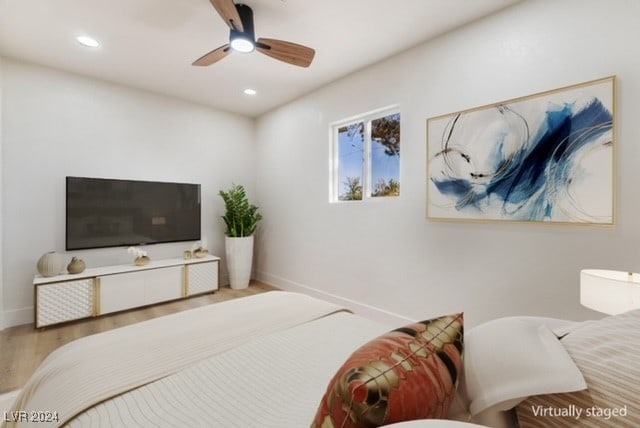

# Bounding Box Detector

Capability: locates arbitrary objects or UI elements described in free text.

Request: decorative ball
[67,257,86,274]
[37,251,65,277]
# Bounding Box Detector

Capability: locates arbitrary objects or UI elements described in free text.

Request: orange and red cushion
[311,313,464,428]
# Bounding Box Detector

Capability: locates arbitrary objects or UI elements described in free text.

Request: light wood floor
[0,281,277,394]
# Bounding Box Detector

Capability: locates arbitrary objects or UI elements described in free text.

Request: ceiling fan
[193,0,316,68]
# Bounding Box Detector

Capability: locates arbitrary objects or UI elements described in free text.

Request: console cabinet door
[36,279,95,327]
[99,266,183,315]
[99,271,147,315]
[186,261,219,295]
[144,266,182,305]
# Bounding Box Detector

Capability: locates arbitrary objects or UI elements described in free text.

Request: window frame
[329,105,401,203]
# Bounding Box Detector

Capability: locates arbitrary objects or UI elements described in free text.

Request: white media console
[33,255,219,328]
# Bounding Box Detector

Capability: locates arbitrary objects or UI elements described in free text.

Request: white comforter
[68,312,389,427]
[7,291,377,428]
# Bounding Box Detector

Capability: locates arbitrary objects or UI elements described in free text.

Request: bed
[4,291,639,427]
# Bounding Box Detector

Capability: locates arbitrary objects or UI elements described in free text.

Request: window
[331,107,401,202]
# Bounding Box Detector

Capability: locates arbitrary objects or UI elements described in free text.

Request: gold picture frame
[426,76,615,225]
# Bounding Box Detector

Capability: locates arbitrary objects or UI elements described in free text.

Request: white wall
[0,56,4,330]
[255,0,640,327]
[1,59,256,327]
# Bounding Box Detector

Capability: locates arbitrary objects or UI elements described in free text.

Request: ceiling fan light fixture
[193,1,315,68]
[229,4,255,53]
[230,36,254,53]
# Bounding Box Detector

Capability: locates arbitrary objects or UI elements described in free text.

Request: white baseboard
[255,270,415,326]
[3,307,33,329]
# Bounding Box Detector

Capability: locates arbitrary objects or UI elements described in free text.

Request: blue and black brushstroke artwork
[428,86,614,223]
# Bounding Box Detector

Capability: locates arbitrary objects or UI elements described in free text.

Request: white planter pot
[225,236,254,289]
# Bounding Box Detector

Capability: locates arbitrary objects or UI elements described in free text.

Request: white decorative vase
[225,236,254,290]
[37,251,65,277]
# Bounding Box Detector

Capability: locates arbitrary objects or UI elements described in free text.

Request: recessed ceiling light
[76,35,100,48]
[243,88,257,95]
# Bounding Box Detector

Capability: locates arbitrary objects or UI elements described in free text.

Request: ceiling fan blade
[192,44,231,66]
[209,0,244,32]
[256,38,315,68]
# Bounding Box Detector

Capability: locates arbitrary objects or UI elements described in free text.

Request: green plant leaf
[218,184,262,237]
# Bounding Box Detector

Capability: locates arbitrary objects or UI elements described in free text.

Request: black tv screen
[66,177,201,250]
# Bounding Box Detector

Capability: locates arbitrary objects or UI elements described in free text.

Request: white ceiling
[0,0,519,117]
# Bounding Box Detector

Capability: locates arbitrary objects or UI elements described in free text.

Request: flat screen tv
[66,176,201,250]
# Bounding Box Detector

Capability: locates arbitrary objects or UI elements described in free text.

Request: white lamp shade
[580,269,640,315]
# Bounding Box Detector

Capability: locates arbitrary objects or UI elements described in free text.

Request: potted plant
[219,184,262,289]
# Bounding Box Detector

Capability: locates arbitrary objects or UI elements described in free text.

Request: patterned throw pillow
[311,313,464,428]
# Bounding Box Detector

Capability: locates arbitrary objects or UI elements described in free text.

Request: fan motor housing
[230,4,255,43]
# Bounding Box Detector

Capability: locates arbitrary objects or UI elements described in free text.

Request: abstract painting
[427,76,614,224]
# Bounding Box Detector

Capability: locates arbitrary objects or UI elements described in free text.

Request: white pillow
[462,316,587,416]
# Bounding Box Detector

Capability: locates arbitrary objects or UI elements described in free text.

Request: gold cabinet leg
[183,266,190,297]
[94,277,101,316]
